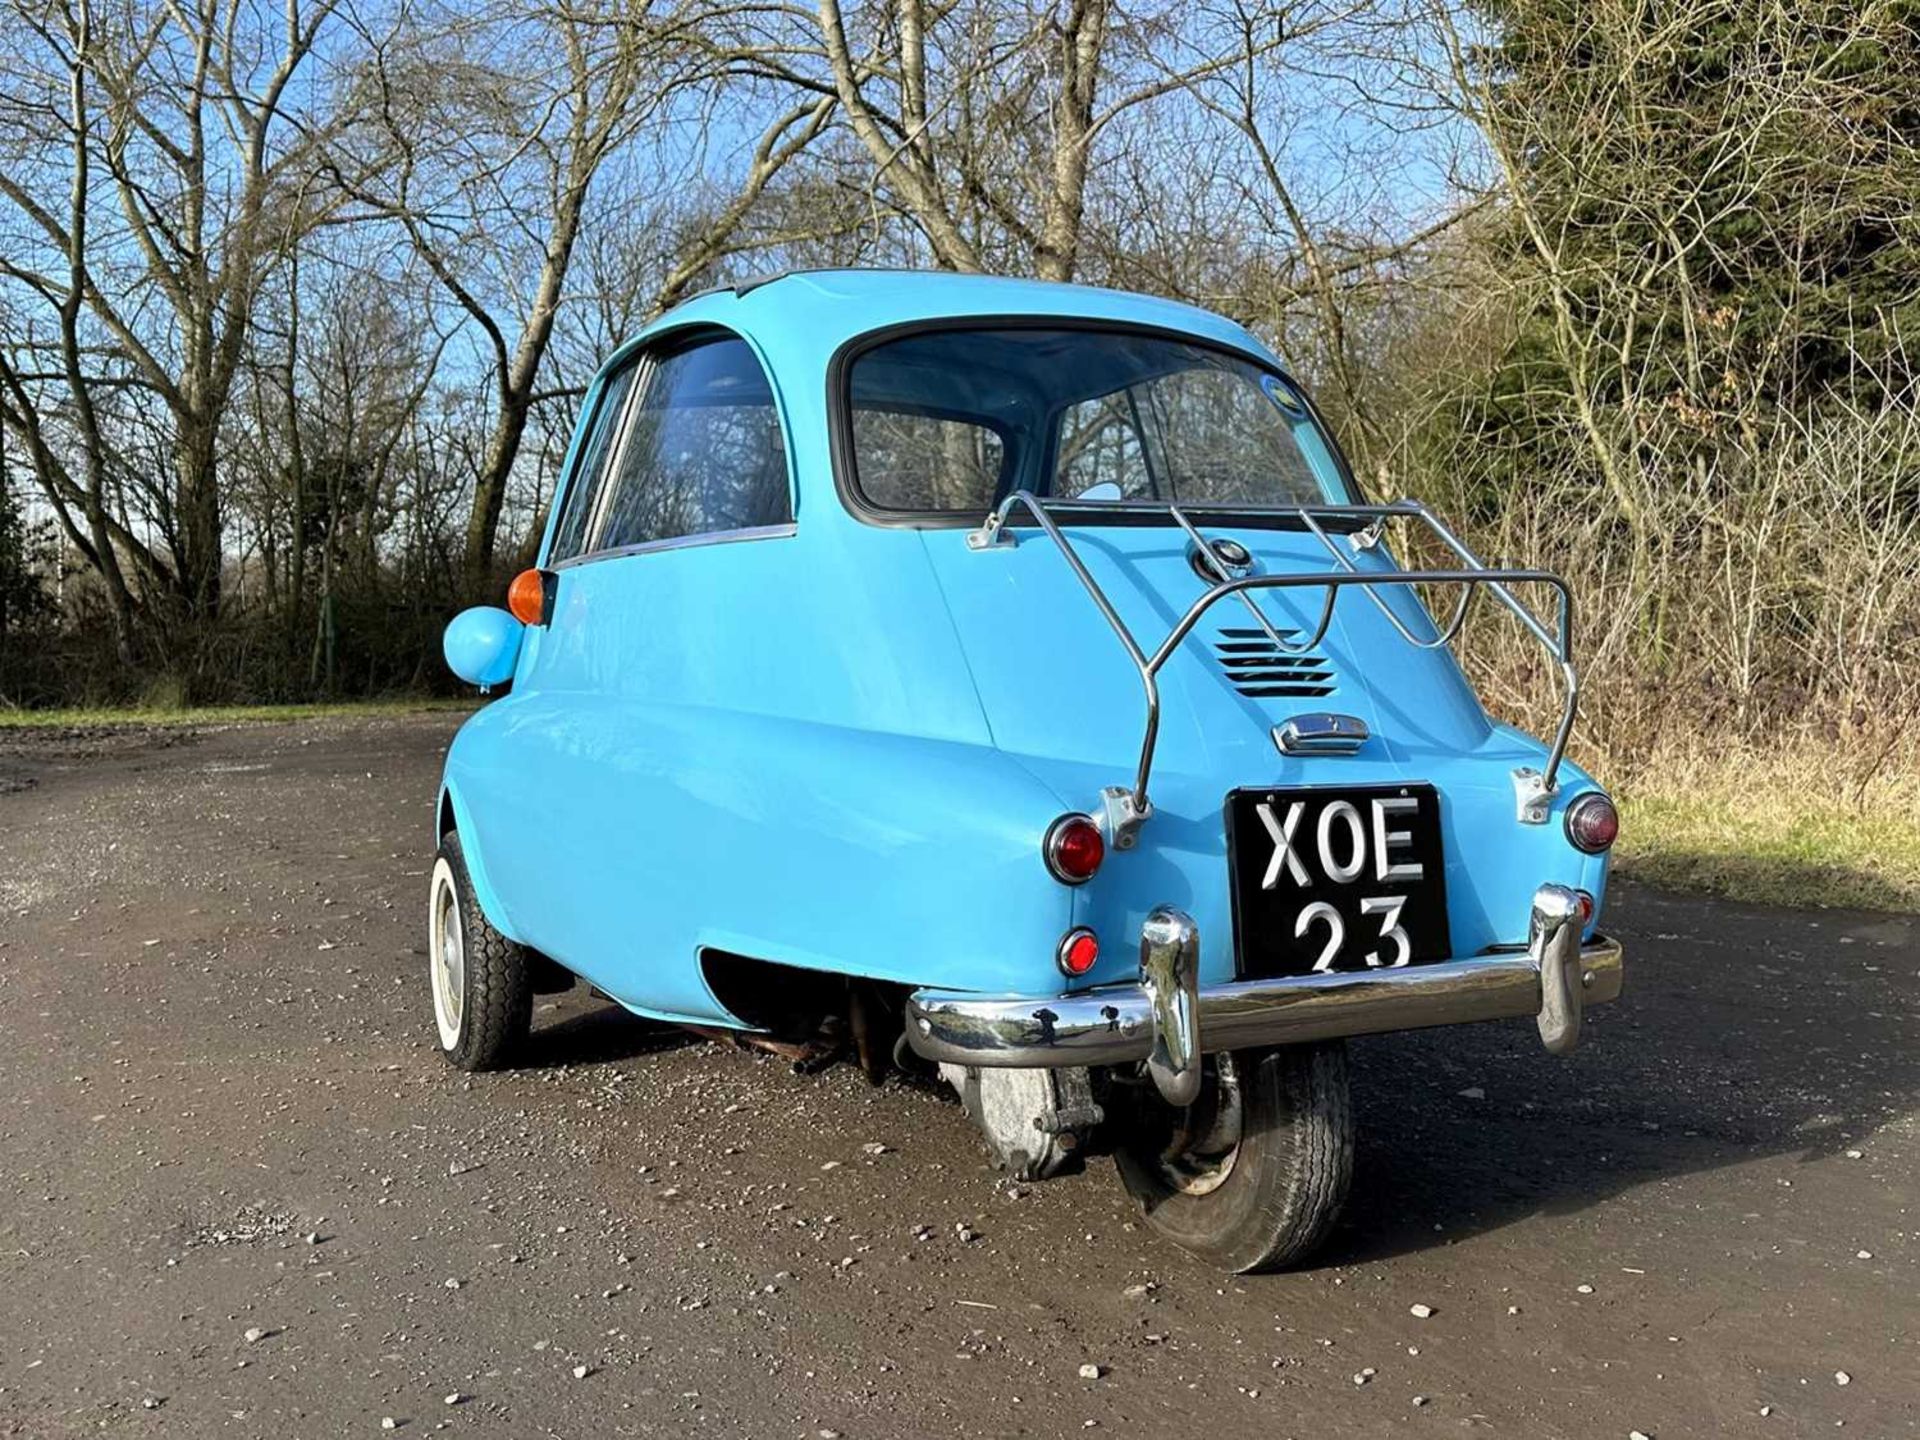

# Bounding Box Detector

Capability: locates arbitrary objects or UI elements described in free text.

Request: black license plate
[1226,784,1450,979]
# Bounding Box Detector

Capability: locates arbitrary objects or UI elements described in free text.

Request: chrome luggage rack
[965,491,1578,847]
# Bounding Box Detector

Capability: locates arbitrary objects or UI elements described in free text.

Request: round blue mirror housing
[443,606,524,689]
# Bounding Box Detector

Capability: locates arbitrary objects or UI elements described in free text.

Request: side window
[592,336,789,552]
[548,361,639,562]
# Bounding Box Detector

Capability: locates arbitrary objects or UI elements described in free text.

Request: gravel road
[0,713,1914,1439]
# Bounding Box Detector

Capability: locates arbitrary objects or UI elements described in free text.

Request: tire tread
[1245,1042,1353,1270]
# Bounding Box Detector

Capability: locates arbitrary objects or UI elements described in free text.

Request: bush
[0,477,55,704]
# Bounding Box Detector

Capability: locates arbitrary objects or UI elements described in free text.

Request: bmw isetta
[431,269,1624,1272]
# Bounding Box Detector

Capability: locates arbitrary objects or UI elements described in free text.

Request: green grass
[1611,742,1920,912]
[0,698,476,729]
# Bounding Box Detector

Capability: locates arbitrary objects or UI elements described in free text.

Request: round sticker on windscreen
[1261,374,1305,415]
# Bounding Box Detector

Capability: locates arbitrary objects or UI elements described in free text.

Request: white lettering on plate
[1359,894,1412,967]
[1371,796,1424,882]
[1257,800,1311,889]
[1317,800,1367,883]
[1296,900,1345,972]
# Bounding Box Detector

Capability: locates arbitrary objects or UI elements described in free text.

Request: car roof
[605,269,1281,376]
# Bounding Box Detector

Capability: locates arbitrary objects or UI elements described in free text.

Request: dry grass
[1602,733,1920,913]
[1411,397,1920,916]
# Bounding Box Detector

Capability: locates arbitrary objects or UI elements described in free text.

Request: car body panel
[436,778,516,939]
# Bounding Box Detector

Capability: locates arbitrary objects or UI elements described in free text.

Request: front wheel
[1114,1042,1353,1273]
[427,834,532,1071]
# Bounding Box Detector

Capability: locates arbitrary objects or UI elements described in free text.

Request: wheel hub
[1152,1053,1244,1196]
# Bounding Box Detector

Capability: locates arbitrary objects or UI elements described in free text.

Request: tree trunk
[173,420,224,620]
[461,396,532,596]
[61,0,138,664]
[1035,0,1108,283]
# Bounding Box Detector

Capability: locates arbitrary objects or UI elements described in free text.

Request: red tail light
[1565,793,1619,854]
[1044,814,1105,885]
[1057,928,1099,977]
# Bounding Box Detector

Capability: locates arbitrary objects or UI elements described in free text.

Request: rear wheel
[428,834,532,1071]
[1114,1042,1352,1273]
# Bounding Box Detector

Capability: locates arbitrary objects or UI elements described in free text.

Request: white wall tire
[425,834,532,1071]
[428,857,466,1050]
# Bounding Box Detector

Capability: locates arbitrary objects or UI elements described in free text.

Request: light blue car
[431,269,1624,1272]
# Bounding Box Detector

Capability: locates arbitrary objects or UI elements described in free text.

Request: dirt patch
[0,723,204,763]
[182,1201,302,1250]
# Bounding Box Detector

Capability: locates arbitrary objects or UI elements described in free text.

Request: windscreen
[845,327,1349,515]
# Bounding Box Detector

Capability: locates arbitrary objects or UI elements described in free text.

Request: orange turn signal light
[507,568,549,626]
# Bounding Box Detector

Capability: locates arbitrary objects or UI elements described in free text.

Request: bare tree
[808,0,1288,281]
[1161,0,1485,460]
[0,0,346,638]
[326,0,833,589]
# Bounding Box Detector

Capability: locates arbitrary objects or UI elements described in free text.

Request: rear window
[844,327,1349,516]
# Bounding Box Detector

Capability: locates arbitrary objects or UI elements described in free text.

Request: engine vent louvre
[1212,627,1337,699]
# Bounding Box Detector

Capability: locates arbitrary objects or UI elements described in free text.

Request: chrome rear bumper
[904,885,1622,1103]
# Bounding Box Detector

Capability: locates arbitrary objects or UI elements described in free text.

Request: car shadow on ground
[493,888,1916,1272]
[514,996,699,1068]
[1316,893,1918,1267]
[514,987,970,1102]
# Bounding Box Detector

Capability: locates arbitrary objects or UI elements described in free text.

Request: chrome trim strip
[550,523,798,571]
[905,893,1623,1071]
[579,350,655,554]
[1273,713,1369,756]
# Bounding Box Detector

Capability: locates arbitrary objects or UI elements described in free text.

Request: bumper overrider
[904,885,1623,1105]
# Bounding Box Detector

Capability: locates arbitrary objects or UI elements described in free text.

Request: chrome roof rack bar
[967,491,1578,844]
[1165,501,1341,657]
